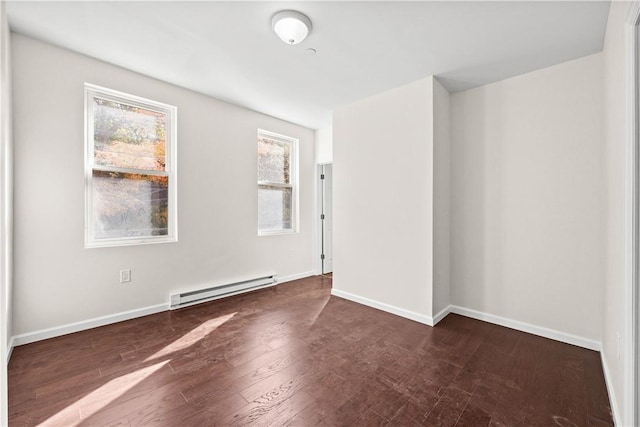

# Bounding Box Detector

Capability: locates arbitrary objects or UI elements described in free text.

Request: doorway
[320,164,333,274]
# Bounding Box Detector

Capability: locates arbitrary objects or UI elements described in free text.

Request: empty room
[0,1,639,426]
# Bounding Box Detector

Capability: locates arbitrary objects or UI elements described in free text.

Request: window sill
[85,236,177,249]
[258,229,298,237]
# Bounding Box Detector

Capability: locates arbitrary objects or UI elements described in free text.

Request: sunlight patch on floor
[145,312,237,361]
[308,297,330,325]
[39,360,170,426]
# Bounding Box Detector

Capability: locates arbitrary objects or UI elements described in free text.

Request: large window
[257,130,298,235]
[85,84,177,247]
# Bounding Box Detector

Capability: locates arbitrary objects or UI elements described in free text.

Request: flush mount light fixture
[272,10,312,45]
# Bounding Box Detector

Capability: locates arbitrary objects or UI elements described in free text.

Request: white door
[321,164,333,274]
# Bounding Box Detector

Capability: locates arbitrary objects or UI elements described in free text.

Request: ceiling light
[272,10,312,45]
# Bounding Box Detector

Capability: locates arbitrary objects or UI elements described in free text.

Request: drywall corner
[316,125,333,165]
[333,76,434,319]
[432,77,451,315]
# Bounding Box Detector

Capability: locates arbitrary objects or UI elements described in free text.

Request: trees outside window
[257,130,298,235]
[85,84,177,247]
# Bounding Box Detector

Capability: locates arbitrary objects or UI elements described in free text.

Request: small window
[84,84,177,247]
[257,130,298,235]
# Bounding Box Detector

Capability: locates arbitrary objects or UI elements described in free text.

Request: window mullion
[258,181,292,189]
[91,165,169,177]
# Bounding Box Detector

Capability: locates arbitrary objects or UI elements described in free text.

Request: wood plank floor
[8,276,613,426]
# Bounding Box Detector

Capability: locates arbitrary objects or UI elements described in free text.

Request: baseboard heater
[170,275,277,310]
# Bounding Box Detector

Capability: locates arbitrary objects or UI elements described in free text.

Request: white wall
[601,1,632,425]
[432,78,450,316]
[11,34,316,337]
[315,125,333,164]
[0,3,11,425]
[450,53,604,341]
[333,76,434,322]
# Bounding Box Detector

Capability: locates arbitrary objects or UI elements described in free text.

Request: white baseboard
[601,352,621,426]
[278,271,315,284]
[11,303,169,347]
[327,291,601,352]
[449,305,601,351]
[432,305,451,325]
[331,288,434,326]
[9,271,317,348]
[6,337,13,365]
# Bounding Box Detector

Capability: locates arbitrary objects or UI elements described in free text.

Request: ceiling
[6,1,610,130]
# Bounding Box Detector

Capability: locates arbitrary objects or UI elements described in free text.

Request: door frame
[626,3,640,426]
[317,163,332,275]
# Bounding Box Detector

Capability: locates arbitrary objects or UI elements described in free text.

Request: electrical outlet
[120,269,131,283]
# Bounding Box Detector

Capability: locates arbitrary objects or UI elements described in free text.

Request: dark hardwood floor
[8,276,613,426]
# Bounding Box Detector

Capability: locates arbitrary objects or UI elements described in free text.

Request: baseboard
[432,305,452,325]
[278,271,315,284]
[11,303,169,347]
[449,305,601,351]
[327,294,600,352]
[331,288,434,326]
[6,337,13,365]
[10,271,317,348]
[601,352,621,426]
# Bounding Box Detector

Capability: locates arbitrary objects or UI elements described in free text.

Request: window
[257,130,298,235]
[85,84,177,247]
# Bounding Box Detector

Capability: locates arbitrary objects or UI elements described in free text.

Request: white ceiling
[6,1,610,130]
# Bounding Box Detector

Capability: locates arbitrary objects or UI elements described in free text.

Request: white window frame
[84,83,178,248]
[257,129,299,236]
